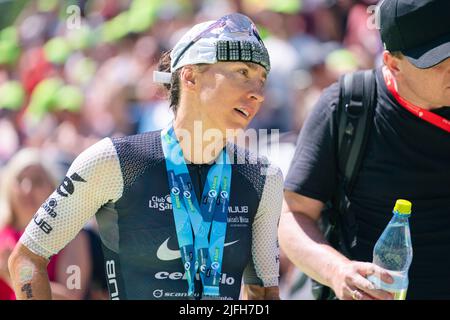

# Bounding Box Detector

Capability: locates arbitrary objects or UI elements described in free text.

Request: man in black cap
[279,0,450,300]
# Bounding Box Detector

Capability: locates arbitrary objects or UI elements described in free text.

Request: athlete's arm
[279,191,393,300]
[8,244,51,299]
[8,138,123,300]
[243,165,283,300]
[8,233,92,300]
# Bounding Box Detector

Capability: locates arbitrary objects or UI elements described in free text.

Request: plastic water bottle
[367,199,413,300]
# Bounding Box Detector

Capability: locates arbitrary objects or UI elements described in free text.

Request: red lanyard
[382,66,450,133]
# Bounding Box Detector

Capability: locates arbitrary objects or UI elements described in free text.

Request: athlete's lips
[233,105,255,119]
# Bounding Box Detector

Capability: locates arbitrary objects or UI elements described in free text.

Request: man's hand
[330,261,395,300]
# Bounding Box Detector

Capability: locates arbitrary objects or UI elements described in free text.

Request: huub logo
[228,206,248,214]
[33,213,52,234]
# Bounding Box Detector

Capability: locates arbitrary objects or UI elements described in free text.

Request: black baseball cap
[379,0,450,69]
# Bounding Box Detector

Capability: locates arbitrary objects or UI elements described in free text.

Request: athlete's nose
[247,81,265,103]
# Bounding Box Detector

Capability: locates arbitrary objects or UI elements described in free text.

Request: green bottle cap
[393,199,412,215]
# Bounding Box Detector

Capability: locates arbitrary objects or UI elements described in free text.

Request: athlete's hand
[330,261,394,300]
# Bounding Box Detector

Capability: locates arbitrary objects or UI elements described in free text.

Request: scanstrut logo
[149,195,172,212]
[153,289,202,299]
[153,289,232,300]
[153,289,163,299]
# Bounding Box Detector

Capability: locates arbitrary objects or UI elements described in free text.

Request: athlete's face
[385,52,450,108]
[194,61,267,132]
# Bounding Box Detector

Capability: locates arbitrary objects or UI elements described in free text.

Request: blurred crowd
[0,0,382,300]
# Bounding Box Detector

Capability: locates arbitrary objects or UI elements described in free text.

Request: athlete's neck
[172,115,226,165]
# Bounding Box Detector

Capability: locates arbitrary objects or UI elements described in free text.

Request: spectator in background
[0,148,99,299]
[0,80,24,165]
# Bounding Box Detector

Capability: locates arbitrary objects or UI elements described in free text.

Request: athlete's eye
[238,68,249,77]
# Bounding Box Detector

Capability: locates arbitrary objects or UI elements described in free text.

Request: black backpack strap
[338,70,377,193]
[335,69,377,251]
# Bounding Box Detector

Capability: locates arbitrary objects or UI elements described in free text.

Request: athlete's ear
[180,66,197,90]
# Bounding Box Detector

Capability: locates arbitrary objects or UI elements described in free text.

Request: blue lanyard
[161,126,232,297]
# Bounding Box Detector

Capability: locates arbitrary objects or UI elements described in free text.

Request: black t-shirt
[285,67,450,299]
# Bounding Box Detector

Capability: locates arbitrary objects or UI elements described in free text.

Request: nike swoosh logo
[156,237,240,261]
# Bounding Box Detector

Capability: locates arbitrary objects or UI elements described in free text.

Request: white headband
[153,13,270,84]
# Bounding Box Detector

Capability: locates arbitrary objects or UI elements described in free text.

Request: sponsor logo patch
[41,198,58,218]
[57,172,86,197]
[149,195,172,212]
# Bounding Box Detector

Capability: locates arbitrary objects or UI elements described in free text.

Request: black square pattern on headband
[216,40,270,71]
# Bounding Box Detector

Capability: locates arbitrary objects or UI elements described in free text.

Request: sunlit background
[0,0,381,300]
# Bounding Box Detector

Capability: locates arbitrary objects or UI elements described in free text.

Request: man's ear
[179,66,197,90]
[383,50,402,76]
